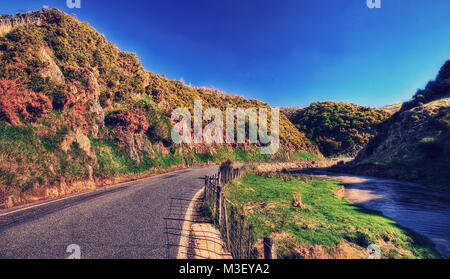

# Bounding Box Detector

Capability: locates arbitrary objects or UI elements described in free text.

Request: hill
[380,103,402,114]
[279,106,303,120]
[343,61,450,189]
[0,9,319,207]
[284,102,391,157]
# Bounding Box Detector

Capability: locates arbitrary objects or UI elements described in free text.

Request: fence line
[204,165,262,259]
[0,188,6,209]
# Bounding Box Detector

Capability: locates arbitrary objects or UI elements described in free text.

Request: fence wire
[204,166,259,259]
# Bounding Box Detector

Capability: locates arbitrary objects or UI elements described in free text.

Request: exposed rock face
[60,129,97,160]
[105,109,152,162]
[38,47,65,83]
[126,133,153,162]
[154,142,169,156]
[63,66,104,137]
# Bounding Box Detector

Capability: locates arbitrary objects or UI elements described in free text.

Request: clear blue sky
[2,0,450,107]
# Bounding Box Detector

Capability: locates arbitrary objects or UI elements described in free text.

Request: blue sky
[2,0,450,107]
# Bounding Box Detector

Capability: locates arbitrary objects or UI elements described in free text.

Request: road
[0,165,218,259]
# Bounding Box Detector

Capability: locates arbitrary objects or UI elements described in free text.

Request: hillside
[279,106,303,120]
[380,103,402,114]
[344,61,450,189]
[0,9,319,207]
[284,102,391,157]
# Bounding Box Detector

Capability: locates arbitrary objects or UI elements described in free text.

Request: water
[298,170,450,258]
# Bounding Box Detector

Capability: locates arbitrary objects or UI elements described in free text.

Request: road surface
[0,165,218,259]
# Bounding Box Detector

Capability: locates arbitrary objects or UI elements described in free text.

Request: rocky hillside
[284,102,391,157]
[344,61,450,189]
[0,9,319,207]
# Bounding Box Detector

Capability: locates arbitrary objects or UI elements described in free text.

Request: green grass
[90,138,275,178]
[292,151,320,161]
[0,123,93,191]
[224,172,440,259]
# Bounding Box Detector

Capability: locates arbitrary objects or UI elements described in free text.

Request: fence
[204,166,257,259]
[205,165,282,259]
[0,188,6,210]
[204,165,281,259]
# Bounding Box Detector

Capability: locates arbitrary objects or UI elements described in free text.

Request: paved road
[0,165,218,259]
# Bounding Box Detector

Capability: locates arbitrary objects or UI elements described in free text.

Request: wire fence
[204,165,262,259]
[204,164,287,259]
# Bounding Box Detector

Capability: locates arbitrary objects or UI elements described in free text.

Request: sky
[2,0,450,107]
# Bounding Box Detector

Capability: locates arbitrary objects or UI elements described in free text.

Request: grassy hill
[0,9,319,207]
[284,102,391,157]
[380,103,402,114]
[344,61,450,189]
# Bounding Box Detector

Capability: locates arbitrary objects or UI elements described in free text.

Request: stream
[297,170,450,258]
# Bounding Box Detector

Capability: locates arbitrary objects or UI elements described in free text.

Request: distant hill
[284,101,391,157]
[380,103,402,114]
[280,106,303,120]
[344,61,450,189]
[0,9,319,206]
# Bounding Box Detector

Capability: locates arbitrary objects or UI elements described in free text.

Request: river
[296,170,450,258]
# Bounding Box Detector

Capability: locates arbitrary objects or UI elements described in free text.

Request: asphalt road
[0,165,218,259]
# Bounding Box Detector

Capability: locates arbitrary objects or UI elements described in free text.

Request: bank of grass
[224,172,440,259]
[0,119,321,205]
[91,137,320,178]
[0,123,93,194]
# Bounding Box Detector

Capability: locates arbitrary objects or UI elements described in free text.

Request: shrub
[105,108,149,142]
[288,101,391,157]
[0,78,52,125]
[418,137,442,160]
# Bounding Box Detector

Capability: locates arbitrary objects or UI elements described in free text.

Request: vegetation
[0,121,94,197]
[401,60,450,112]
[0,9,321,205]
[350,61,450,189]
[379,103,402,114]
[147,77,317,152]
[224,172,440,259]
[350,99,450,189]
[285,101,391,157]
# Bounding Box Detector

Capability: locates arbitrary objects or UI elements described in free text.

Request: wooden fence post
[215,186,222,224]
[264,238,277,259]
[229,205,236,257]
[248,224,253,258]
[224,199,230,250]
[239,215,244,259]
[204,175,208,201]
